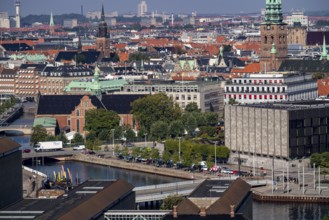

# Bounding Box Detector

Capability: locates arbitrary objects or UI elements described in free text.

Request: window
[259,95,262,99]
[244,95,247,99]
[77,119,80,133]
[264,95,267,99]
[76,110,80,116]
[67,118,71,126]
[84,101,88,107]
[254,95,257,99]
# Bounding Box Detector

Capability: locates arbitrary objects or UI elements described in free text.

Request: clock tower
[260,0,287,72]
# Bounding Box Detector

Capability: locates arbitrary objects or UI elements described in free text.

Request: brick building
[0,67,16,95]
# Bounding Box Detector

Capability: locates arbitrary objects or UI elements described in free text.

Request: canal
[4,102,329,219]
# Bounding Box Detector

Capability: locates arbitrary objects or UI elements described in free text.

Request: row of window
[225,94,287,100]
[232,79,284,85]
[174,94,198,101]
[225,86,286,93]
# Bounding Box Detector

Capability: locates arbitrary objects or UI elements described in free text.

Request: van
[73,145,85,150]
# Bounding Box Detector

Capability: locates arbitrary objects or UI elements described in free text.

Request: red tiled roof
[231,63,260,73]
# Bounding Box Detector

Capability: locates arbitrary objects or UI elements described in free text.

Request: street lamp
[111,129,115,156]
[178,137,181,162]
[144,133,147,148]
[214,141,217,167]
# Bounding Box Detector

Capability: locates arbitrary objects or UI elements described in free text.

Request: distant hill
[21,13,89,26]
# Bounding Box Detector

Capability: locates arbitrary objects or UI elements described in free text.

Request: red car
[23,149,31,153]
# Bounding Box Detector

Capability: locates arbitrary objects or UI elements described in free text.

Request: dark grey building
[225,101,329,169]
[0,138,22,209]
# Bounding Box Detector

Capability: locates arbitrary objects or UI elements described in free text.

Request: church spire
[320,34,328,61]
[49,12,54,34]
[101,3,105,22]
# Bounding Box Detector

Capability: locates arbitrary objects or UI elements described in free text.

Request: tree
[228,98,238,105]
[85,109,120,136]
[150,121,168,140]
[183,114,197,136]
[30,125,48,145]
[72,133,84,145]
[169,120,184,138]
[131,93,182,132]
[160,194,183,210]
[185,102,200,113]
[125,128,136,142]
[55,132,68,145]
[98,129,110,141]
[204,112,218,126]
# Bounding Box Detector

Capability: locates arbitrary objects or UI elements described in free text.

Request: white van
[73,145,85,150]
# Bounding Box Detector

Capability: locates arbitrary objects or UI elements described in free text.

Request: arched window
[77,119,80,133]
[271,36,274,43]
[264,36,268,44]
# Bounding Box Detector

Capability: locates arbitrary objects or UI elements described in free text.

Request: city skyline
[1,0,328,16]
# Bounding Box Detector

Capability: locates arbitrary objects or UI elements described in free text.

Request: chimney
[173,205,178,218]
[230,205,235,218]
[199,207,206,217]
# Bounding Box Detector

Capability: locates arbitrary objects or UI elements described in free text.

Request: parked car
[23,149,31,153]
[73,145,85,150]
[221,167,233,174]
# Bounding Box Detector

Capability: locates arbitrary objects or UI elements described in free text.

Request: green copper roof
[33,117,57,127]
[264,0,284,24]
[64,79,128,94]
[271,43,277,54]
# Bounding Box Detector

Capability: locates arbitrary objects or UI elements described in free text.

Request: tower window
[264,36,268,44]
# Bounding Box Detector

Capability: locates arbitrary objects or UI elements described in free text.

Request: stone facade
[287,26,307,46]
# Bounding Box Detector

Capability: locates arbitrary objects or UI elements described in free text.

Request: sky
[1,0,328,16]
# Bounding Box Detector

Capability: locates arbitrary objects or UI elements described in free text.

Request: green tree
[169,120,184,138]
[30,125,48,146]
[228,98,238,105]
[160,194,183,210]
[183,114,197,136]
[85,109,120,136]
[125,128,136,142]
[72,133,84,145]
[150,121,168,140]
[98,129,110,141]
[184,102,200,113]
[217,146,230,159]
[56,132,69,145]
[131,93,182,132]
[204,112,219,126]
[198,126,217,137]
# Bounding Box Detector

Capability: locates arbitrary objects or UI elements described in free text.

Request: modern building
[137,1,148,17]
[63,18,78,29]
[0,138,22,209]
[260,0,288,72]
[117,80,225,115]
[224,73,318,104]
[0,179,135,219]
[0,12,10,28]
[225,100,329,169]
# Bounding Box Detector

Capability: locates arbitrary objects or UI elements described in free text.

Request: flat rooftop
[237,100,329,110]
[0,179,133,220]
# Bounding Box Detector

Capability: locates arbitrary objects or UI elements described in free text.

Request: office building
[138,1,148,17]
[225,100,329,169]
[224,73,318,104]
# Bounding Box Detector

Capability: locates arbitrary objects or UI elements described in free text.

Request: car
[88,150,96,155]
[23,149,31,153]
[125,142,135,148]
[73,145,85,150]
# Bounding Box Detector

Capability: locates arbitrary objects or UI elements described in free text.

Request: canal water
[4,102,329,219]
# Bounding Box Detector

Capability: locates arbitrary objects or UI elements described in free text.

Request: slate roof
[42,65,93,77]
[55,51,101,64]
[278,59,329,72]
[37,95,103,115]
[1,43,32,51]
[20,64,47,72]
[101,94,146,114]
[0,138,21,154]
[306,32,329,46]
[34,43,76,51]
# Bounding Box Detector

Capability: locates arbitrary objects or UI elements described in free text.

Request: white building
[224,73,318,104]
[137,1,148,17]
[286,11,309,28]
[0,12,10,28]
[63,19,78,28]
[116,80,225,115]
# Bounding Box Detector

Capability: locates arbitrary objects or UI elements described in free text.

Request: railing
[136,189,194,203]
[22,165,47,178]
[134,179,204,191]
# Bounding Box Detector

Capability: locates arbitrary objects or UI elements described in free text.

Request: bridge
[0,124,32,135]
[22,150,79,161]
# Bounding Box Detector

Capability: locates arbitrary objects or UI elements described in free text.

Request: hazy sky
[1,0,328,16]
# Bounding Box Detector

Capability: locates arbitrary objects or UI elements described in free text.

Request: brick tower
[260,0,287,72]
[96,4,111,57]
